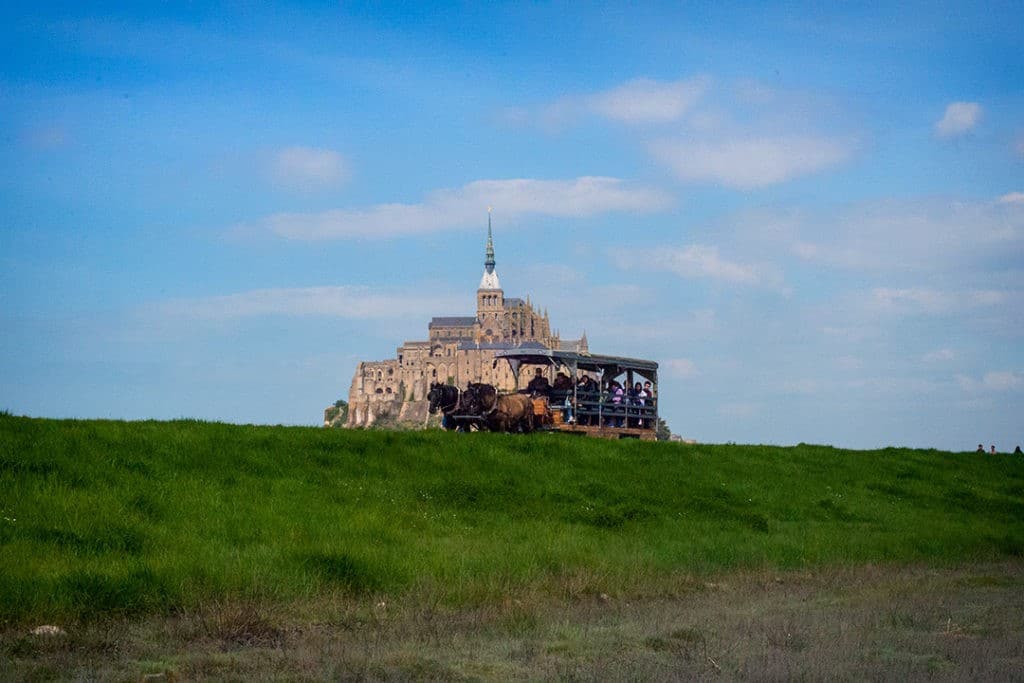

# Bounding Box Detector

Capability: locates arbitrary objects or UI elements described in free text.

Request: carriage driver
[526,367,551,397]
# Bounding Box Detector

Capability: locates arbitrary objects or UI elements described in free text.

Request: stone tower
[476,209,504,343]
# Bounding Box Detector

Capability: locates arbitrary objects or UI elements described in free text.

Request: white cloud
[934,101,982,138]
[869,287,1006,315]
[588,77,709,124]
[665,358,699,378]
[520,76,710,130]
[999,191,1024,204]
[983,371,1024,391]
[776,197,1023,272]
[650,135,852,188]
[271,146,349,191]
[957,371,1024,393]
[613,245,781,287]
[158,286,464,320]
[258,177,672,240]
[923,348,955,362]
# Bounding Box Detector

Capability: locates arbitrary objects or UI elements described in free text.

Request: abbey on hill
[335,214,587,428]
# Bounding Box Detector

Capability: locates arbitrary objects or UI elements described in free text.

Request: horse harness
[439,386,460,414]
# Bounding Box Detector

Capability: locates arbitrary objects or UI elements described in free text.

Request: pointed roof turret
[479,208,501,290]
[485,211,495,269]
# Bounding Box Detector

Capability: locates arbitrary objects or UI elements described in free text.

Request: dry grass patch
[2,563,1023,681]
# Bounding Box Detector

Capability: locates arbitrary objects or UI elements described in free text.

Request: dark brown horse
[491,393,534,433]
[462,382,533,433]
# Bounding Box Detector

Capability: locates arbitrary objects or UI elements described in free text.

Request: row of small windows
[369,365,452,383]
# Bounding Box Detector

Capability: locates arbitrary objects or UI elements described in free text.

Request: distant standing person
[977,444,985,453]
[990,445,997,455]
[1015,445,1022,455]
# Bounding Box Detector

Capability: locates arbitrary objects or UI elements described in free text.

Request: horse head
[427,382,443,414]
[463,382,497,413]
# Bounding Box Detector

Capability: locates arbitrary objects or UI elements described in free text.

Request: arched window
[377,371,383,380]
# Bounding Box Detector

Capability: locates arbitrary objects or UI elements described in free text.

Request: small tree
[656,417,672,441]
[326,399,349,427]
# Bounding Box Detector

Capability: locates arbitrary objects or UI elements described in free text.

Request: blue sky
[2,2,1022,450]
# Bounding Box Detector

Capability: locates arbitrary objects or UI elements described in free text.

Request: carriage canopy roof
[493,349,658,382]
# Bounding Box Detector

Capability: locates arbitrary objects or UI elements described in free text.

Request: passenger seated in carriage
[552,372,572,391]
[525,367,550,397]
[572,375,597,425]
[577,375,597,393]
[605,380,625,427]
[629,381,649,427]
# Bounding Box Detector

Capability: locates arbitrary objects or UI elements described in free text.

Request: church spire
[478,208,501,290]
[485,209,495,272]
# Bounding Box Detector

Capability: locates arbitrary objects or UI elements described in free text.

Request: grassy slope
[1,414,1022,622]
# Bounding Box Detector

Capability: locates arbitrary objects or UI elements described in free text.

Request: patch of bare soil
[3,562,1023,681]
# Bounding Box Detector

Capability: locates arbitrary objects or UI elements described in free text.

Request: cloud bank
[588,77,710,124]
[511,77,710,130]
[505,75,856,189]
[957,371,1024,393]
[159,286,465,320]
[614,245,781,287]
[776,196,1023,272]
[868,287,1006,315]
[651,136,853,189]
[260,177,672,240]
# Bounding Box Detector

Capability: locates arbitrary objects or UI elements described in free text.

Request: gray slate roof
[503,297,525,308]
[429,316,477,328]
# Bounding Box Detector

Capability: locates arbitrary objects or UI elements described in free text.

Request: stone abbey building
[339,215,587,428]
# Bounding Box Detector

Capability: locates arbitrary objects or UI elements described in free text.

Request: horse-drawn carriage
[427,350,659,440]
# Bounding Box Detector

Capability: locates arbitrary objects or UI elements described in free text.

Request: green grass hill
[2,414,1022,623]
